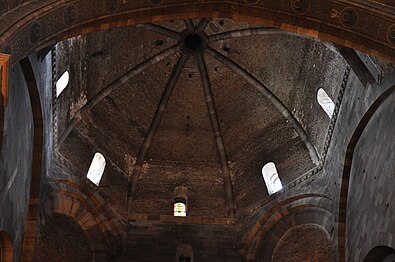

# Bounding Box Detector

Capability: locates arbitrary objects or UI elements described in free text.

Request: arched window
[262,162,282,195]
[87,152,106,186]
[317,88,335,118]
[56,71,69,97]
[173,186,188,217]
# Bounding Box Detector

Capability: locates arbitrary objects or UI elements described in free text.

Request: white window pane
[262,162,282,195]
[174,202,187,217]
[56,71,70,97]
[87,153,106,186]
[317,88,335,118]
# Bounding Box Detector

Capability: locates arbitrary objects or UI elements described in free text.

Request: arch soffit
[0,1,394,65]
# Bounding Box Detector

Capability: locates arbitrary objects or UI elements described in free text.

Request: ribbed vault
[55,18,346,219]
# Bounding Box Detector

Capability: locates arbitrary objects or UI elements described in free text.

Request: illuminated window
[317,88,335,118]
[174,201,187,217]
[262,162,282,195]
[173,186,188,217]
[56,71,69,97]
[87,153,106,186]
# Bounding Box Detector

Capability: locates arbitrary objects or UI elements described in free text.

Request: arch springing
[262,162,282,195]
[87,153,106,186]
[317,88,335,118]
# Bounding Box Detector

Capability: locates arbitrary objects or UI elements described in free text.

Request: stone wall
[322,60,395,261]
[346,88,395,261]
[123,222,241,262]
[0,63,34,261]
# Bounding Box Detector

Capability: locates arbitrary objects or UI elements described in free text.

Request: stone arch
[19,57,44,261]
[242,194,333,261]
[337,77,395,262]
[40,176,125,261]
[0,231,13,262]
[41,193,110,261]
[1,1,395,65]
[39,179,125,261]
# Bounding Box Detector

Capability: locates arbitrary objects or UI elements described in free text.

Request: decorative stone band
[1,1,395,64]
[321,65,352,162]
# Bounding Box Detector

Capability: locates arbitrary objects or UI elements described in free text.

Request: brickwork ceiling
[54,18,346,219]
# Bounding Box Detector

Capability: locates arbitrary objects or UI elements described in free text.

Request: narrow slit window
[317,88,335,118]
[262,162,282,195]
[87,153,106,186]
[56,71,69,97]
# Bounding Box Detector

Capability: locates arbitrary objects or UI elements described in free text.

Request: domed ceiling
[54,18,347,219]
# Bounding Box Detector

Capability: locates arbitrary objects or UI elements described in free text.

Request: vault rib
[206,47,320,165]
[136,23,181,40]
[126,54,189,218]
[196,54,236,217]
[196,18,211,31]
[184,20,195,31]
[57,44,179,149]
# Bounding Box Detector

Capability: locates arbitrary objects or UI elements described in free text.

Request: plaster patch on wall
[141,162,150,176]
[125,154,137,177]
[69,92,87,119]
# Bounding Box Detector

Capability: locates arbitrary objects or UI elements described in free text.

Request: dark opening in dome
[184,34,203,51]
